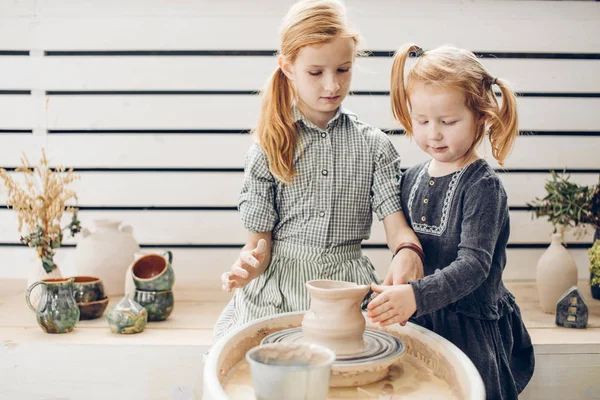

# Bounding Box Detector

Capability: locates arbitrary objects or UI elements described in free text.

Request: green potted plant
[528,171,590,312]
[585,180,600,298]
[589,240,600,299]
[528,170,592,237]
[529,171,600,302]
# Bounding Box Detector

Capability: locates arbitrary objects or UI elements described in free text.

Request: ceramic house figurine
[555,286,588,329]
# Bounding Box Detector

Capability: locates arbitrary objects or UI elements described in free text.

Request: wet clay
[223,353,459,400]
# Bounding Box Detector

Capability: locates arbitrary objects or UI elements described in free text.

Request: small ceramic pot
[134,289,174,322]
[106,295,148,334]
[72,276,106,303]
[78,297,109,320]
[132,251,175,292]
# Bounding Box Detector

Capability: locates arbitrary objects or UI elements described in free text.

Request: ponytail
[390,44,422,136]
[487,78,519,166]
[254,67,297,183]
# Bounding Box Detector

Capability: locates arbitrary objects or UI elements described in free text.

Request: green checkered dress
[213,105,403,341]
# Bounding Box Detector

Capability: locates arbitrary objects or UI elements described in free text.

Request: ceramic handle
[25,281,47,313]
[162,250,173,264]
[119,224,134,233]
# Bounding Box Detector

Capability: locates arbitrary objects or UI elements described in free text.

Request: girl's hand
[221,239,268,292]
[383,248,424,285]
[367,283,417,326]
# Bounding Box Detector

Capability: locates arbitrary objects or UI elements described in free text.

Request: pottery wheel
[262,327,405,373]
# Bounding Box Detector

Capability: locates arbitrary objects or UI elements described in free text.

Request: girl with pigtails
[214,2,424,341]
[368,44,535,399]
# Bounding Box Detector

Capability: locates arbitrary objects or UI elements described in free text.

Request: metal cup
[246,342,335,400]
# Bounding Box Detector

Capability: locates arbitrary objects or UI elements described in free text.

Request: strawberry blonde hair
[390,44,519,166]
[254,0,360,183]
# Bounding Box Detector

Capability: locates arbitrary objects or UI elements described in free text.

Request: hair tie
[491,77,498,85]
[415,47,424,57]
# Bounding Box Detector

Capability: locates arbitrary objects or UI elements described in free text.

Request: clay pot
[73,220,140,296]
[72,276,106,303]
[301,280,370,355]
[134,289,174,322]
[536,233,578,313]
[78,297,109,320]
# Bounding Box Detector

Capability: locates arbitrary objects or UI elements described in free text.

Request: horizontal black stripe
[44,89,600,98]
[43,50,600,60]
[0,90,31,95]
[46,90,259,96]
[1,167,598,174]
[0,205,535,212]
[43,129,600,137]
[0,129,32,134]
[48,129,251,134]
[45,50,278,57]
[0,205,238,211]
[0,51,29,56]
[0,242,592,249]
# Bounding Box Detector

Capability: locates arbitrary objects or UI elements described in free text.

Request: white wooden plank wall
[0,0,599,294]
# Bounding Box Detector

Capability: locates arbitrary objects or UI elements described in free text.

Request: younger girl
[368,44,535,399]
[213,1,424,341]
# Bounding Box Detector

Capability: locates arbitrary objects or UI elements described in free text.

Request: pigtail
[254,67,297,184]
[488,78,519,166]
[390,44,421,136]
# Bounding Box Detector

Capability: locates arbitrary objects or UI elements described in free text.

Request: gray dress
[213,105,403,341]
[403,159,535,400]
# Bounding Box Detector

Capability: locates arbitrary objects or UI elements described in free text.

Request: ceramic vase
[73,219,140,296]
[536,233,578,314]
[301,280,370,355]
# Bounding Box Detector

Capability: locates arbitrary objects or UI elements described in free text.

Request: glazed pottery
[301,280,370,355]
[73,219,140,296]
[72,276,106,303]
[26,256,62,310]
[246,343,335,400]
[125,251,152,297]
[78,297,109,320]
[106,294,148,334]
[132,251,175,292]
[25,277,80,334]
[134,289,174,322]
[536,233,578,313]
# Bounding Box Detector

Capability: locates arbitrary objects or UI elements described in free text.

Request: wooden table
[1,279,599,399]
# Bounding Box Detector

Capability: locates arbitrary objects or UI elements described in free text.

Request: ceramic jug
[25,277,80,333]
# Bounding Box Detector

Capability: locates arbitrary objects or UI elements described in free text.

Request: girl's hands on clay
[367,283,417,326]
[221,239,268,292]
[383,248,424,285]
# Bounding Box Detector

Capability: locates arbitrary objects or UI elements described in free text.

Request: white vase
[536,233,579,314]
[73,219,141,296]
[26,255,62,309]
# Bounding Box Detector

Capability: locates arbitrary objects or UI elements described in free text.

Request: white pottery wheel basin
[203,312,485,400]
